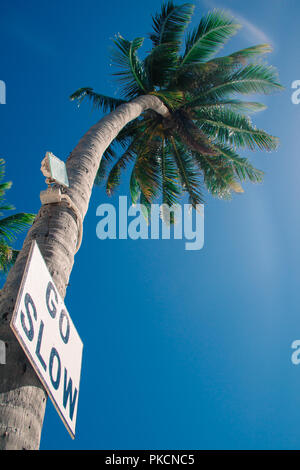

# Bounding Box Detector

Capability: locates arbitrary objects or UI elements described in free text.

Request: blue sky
[1,0,300,450]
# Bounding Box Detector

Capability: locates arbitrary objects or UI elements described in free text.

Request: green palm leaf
[0,213,36,242]
[95,119,147,184]
[160,140,182,208]
[149,1,194,48]
[0,204,15,214]
[0,243,19,273]
[0,160,36,273]
[193,151,237,199]
[106,142,137,196]
[130,170,141,205]
[170,137,204,207]
[195,108,279,151]
[196,63,283,101]
[144,43,179,87]
[111,35,150,98]
[70,87,126,112]
[180,9,241,67]
[215,144,264,182]
[139,191,152,223]
[132,135,162,203]
[175,43,273,89]
[201,43,273,72]
[0,181,12,197]
[190,99,267,114]
[217,43,273,64]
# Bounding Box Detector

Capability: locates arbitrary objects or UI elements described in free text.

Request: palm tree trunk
[0,94,169,450]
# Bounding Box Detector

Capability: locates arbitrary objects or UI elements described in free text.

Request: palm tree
[0,159,35,273]
[71,6,282,211]
[0,2,283,450]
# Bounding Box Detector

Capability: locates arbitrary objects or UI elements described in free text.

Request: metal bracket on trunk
[40,152,83,253]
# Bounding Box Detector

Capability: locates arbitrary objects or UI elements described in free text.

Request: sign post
[10,241,83,439]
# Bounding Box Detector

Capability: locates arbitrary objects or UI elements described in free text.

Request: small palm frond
[111,35,150,98]
[144,43,179,87]
[95,145,120,184]
[175,43,273,89]
[70,87,126,112]
[196,63,283,101]
[218,43,273,65]
[106,142,137,196]
[0,181,12,199]
[132,137,162,203]
[0,213,36,242]
[150,90,185,110]
[180,9,241,67]
[139,191,152,223]
[170,109,218,155]
[95,157,111,184]
[193,151,237,199]
[201,43,273,72]
[190,99,267,114]
[160,139,182,207]
[149,1,194,48]
[0,243,19,273]
[130,170,141,205]
[0,159,5,182]
[170,137,204,207]
[95,119,147,184]
[0,204,15,215]
[215,144,264,183]
[195,108,279,151]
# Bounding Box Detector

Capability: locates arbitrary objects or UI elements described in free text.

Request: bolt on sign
[10,241,83,439]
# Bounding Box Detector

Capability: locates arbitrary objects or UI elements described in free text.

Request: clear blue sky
[1,0,300,450]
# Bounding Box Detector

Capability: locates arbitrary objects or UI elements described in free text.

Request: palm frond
[149,1,194,48]
[111,35,150,98]
[130,170,141,205]
[195,108,279,151]
[170,137,204,207]
[70,87,126,112]
[144,43,179,87]
[95,119,149,184]
[0,213,36,242]
[133,136,162,203]
[160,139,182,207]
[0,181,12,197]
[0,159,5,182]
[175,43,273,88]
[192,151,237,199]
[180,9,241,67]
[215,144,264,182]
[190,99,267,114]
[106,142,137,196]
[200,43,273,72]
[221,43,273,63]
[0,204,15,214]
[150,90,185,110]
[139,191,152,223]
[170,109,218,155]
[0,243,19,273]
[196,63,283,100]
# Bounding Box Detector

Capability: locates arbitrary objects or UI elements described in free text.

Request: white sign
[10,241,83,439]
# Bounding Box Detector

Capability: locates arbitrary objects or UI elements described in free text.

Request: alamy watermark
[0,80,6,104]
[96,196,204,251]
[291,80,300,104]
